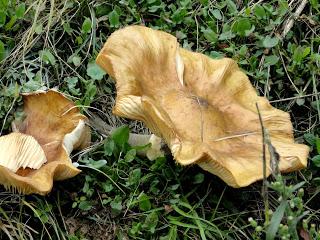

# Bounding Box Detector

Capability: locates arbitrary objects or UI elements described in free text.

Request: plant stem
[256,102,270,226]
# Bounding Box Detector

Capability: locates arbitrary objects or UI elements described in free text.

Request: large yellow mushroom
[96,25,309,187]
[0,90,90,195]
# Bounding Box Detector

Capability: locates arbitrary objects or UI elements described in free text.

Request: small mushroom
[96,26,309,187]
[128,133,165,160]
[0,89,90,195]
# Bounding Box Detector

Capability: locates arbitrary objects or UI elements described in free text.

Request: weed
[0,0,320,239]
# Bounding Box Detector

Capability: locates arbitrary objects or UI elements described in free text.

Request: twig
[0,98,16,136]
[270,92,320,103]
[279,51,300,94]
[255,102,270,225]
[281,0,308,39]
[211,131,258,142]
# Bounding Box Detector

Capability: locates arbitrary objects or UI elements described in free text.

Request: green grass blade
[266,200,287,240]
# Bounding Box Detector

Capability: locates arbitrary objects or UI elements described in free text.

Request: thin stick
[279,51,300,94]
[270,92,320,103]
[0,98,16,135]
[281,0,308,39]
[211,131,258,142]
[255,102,270,226]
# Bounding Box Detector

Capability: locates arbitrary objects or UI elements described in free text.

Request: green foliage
[248,175,319,239]
[108,9,120,28]
[0,0,320,239]
[69,125,247,239]
[263,36,279,48]
[86,62,106,80]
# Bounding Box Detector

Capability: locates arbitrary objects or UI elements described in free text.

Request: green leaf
[263,36,279,48]
[15,3,25,19]
[296,98,305,106]
[150,157,166,171]
[312,177,320,185]
[310,0,319,9]
[278,0,289,16]
[63,22,73,34]
[111,125,130,149]
[129,222,142,236]
[102,182,114,193]
[81,81,97,106]
[0,40,5,61]
[316,138,320,154]
[110,196,122,215]
[82,182,90,193]
[160,226,177,240]
[211,9,222,20]
[128,168,141,186]
[64,77,80,95]
[232,18,252,37]
[218,31,235,40]
[109,10,119,27]
[4,15,16,30]
[254,5,266,19]
[138,193,152,211]
[104,139,115,156]
[0,0,8,9]
[304,133,317,146]
[202,28,217,43]
[193,173,204,184]
[266,200,287,240]
[226,0,238,15]
[293,46,310,63]
[171,8,188,23]
[288,181,305,194]
[265,55,279,66]
[0,10,6,27]
[23,79,42,92]
[72,55,81,66]
[78,201,92,211]
[199,0,208,4]
[88,159,107,169]
[124,149,136,162]
[142,211,158,233]
[312,155,320,167]
[39,49,56,65]
[35,23,43,34]
[103,199,112,206]
[81,17,91,34]
[209,51,224,59]
[86,62,106,80]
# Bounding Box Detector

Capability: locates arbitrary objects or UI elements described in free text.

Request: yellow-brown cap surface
[96,26,309,187]
[0,90,90,195]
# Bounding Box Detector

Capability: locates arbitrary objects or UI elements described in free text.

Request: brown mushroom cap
[96,26,309,187]
[0,90,90,195]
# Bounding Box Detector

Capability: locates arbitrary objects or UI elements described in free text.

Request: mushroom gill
[0,89,90,195]
[96,26,309,187]
[0,132,47,172]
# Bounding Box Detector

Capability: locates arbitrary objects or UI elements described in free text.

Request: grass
[0,0,320,239]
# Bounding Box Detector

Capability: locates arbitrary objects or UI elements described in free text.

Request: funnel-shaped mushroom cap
[96,26,309,187]
[0,90,90,195]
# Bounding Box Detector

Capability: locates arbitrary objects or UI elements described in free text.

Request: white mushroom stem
[0,132,47,172]
[88,113,167,160]
[128,133,165,160]
[63,120,87,155]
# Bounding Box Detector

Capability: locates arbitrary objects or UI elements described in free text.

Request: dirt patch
[65,216,120,240]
